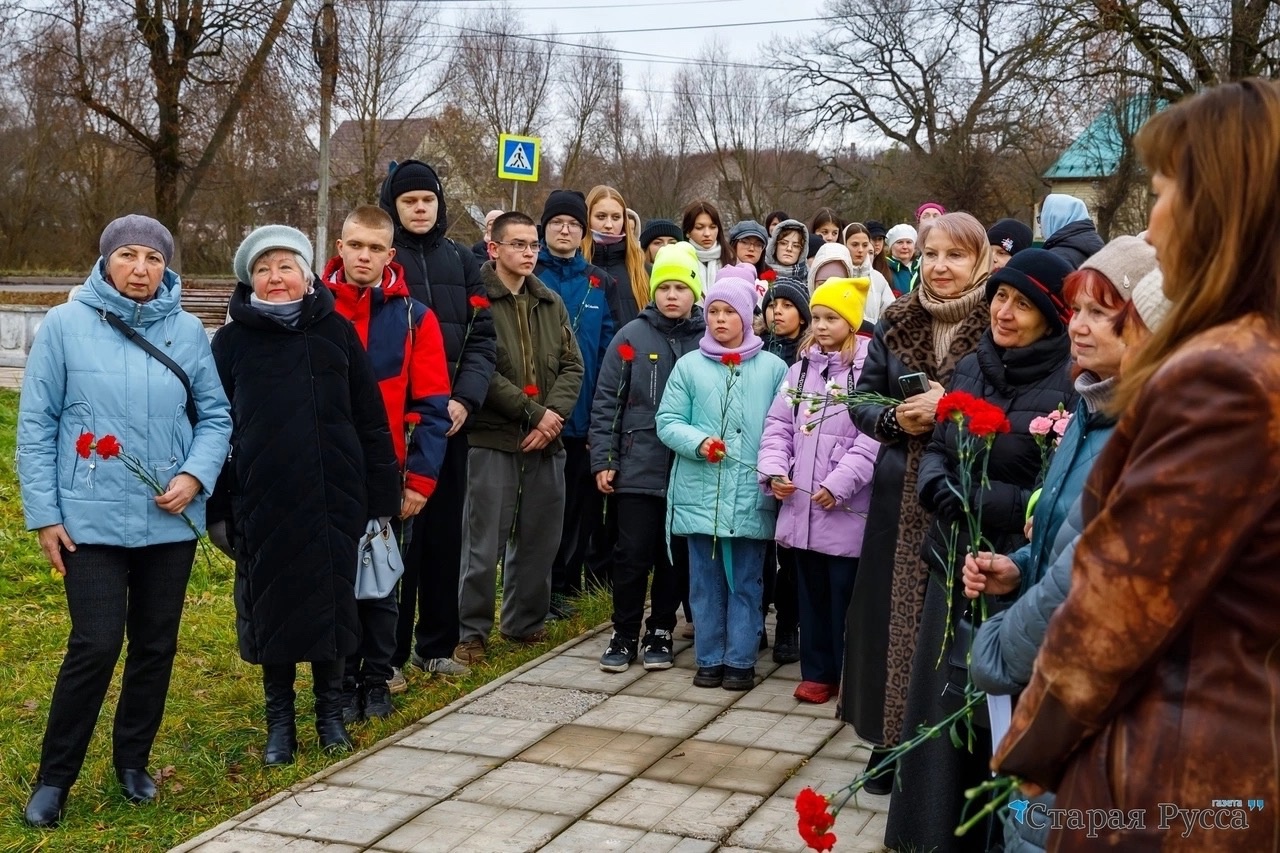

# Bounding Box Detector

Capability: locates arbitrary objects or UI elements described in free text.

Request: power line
[531,16,833,37]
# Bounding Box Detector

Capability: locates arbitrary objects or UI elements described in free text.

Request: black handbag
[103,311,198,426]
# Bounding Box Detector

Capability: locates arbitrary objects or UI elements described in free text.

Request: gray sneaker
[412,651,471,677]
[642,629,675,670]
[386,667,408,694]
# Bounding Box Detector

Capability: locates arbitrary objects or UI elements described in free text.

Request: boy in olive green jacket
[456,212,584,662]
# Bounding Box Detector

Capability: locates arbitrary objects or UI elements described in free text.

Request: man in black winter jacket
[378,159,497,681]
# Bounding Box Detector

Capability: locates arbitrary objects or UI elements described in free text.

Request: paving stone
[642,738,803,797]
[572,694,724,738]
[692,709,843,754]
[672,645,781,678]
[459,682,610,723]
[775,756,890,813]
[514,653,648,693]
[733,677,841,718]
[814,724,876,763]
[185,830,361,853]
[516,724,679,774]
[325,746,499,798]
[770,661,802,681]
[375,800,573,853]
[586,778,763,842]
[725,794,883,852]
[618,666,741,706]
[541,822,718,852]
[240,784,434,846]
[455,760,628,817]
[398,713,558,759]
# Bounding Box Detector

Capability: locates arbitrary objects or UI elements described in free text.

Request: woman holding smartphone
[840,212,994,797]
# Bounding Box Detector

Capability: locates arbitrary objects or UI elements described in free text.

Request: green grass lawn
[0,389,611,852]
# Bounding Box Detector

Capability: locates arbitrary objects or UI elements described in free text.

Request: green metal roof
[1044,96,1167,181]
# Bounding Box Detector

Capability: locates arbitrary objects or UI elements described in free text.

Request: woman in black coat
[210,226,401,766]
[885,248,1077,852]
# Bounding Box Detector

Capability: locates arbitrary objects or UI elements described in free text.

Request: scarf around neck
[593,231,625,246]
[249,292,305,326]
[699,327,764,362]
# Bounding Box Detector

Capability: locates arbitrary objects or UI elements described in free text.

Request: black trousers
[348,517,401,682]
[552,437,610,597]
[395,434,468,664]
[609,494,689,640]
[38,540,196,788]
[795,549,859,684]
[762,542,800,629]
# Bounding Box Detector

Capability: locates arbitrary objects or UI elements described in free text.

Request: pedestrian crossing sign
[497,134,540,182]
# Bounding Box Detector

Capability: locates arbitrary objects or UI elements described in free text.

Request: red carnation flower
[405,413,422,426]
[589,275,601,288]
[75,432,94,459]
[720,352,742,367]
[794,788,837,851]
[966,402,1012,438]
[523,384,539,397]
[618,342,636,362]
[760,269,777,283]
[704,438,727,463]
[95,434,122,459]
[469,294,490,310]
[935,389,982,423]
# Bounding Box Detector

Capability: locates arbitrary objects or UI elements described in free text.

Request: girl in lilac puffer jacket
[757,278,879,704]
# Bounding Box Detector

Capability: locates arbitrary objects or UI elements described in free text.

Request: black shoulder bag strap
[103,312,198,426]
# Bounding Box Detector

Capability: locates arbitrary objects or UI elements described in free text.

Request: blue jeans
[687,535,766,669]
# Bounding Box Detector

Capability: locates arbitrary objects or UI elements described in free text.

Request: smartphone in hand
[898,372,929,397]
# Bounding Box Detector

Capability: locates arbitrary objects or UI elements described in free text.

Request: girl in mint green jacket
[656,276,786,691]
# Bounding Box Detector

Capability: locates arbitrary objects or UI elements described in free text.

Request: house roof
[1043,96,1166,181]
[329,118,432,177]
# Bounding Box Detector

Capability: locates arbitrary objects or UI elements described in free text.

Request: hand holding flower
[811,486,837,509]
[698,437,726,461]
[769,474,798,499]
[155,473,202,515]
[962,551,1021,598]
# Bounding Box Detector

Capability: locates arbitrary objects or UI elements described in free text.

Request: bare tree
[447,7,556,140]
[557,35,623,190]
[30,0,297,262]
[333,0,449,206]
[777,0,1072,217]
[672,41,810,221]
[1078,0,1280,100]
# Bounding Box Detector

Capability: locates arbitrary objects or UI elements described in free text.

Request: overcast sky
[429,0,827,90]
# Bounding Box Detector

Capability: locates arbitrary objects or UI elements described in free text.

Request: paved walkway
[0,367,23,389]
[170,623,888,852]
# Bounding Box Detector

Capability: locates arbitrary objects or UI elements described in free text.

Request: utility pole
[314,0,339,259]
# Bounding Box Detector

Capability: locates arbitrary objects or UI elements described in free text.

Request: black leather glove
[934,486,965,521]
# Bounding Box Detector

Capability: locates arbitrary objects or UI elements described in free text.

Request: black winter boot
[261,664,297,767]
[312,661,354,752]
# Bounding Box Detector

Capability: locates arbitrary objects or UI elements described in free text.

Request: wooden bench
[181,281,235,328]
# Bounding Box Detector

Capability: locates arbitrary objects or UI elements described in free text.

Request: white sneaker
[386,667,408,694]
[413,652,471,677]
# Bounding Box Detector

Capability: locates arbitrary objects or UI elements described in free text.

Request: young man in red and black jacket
[322,204,451,720]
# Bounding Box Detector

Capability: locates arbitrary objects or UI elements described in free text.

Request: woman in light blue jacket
[16,215,232,828]
[656,275,786,692]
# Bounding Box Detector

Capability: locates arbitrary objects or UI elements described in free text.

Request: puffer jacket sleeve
[451,245,497,413]
[971,499,1080,695]
[177,319,232,495]
[17,308,69,530]
[821,431,879,503]
[404,307,452,498]
[589,329,628,474]
[655,358,707,460]
[756,364,800,481]
[344,322,401,518]
[544,301,584,421]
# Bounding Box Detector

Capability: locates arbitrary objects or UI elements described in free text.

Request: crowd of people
[14,78,1280,852]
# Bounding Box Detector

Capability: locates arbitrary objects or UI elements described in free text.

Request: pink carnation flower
[1029,416,1054,437]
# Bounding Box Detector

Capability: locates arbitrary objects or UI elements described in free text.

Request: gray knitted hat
[1131,269,1172,331]
[234,225,314,284]
[1078,235,1159,301]
[99,215,174,267]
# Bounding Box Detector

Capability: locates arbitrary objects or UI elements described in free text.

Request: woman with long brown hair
[582,185,650,323]
[995,78,1280,852]
[681,199,732,286]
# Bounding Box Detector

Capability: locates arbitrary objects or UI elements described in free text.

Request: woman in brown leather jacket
[993,78,1280,852]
